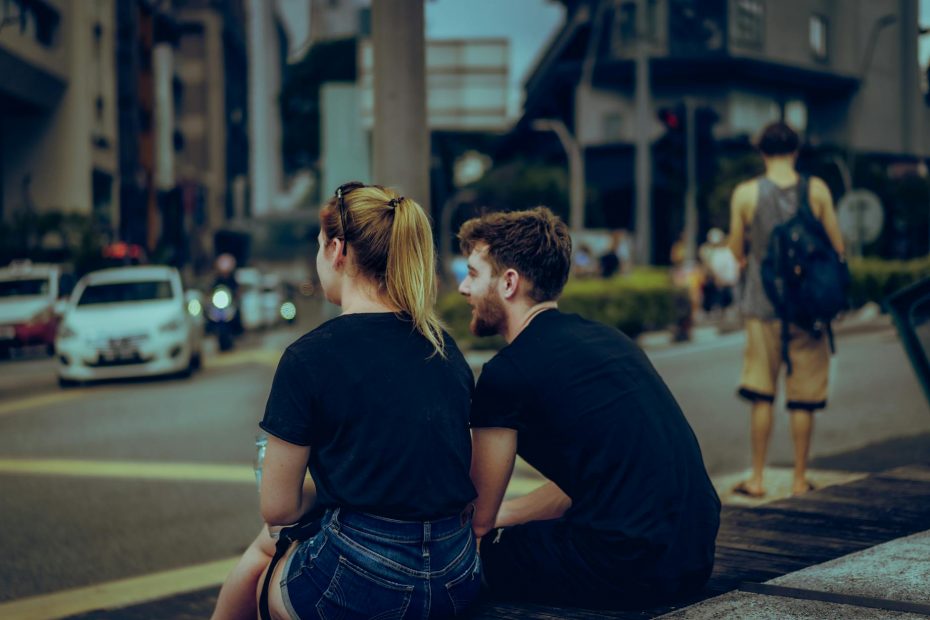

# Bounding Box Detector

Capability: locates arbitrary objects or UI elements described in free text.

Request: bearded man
[459,207,720,609]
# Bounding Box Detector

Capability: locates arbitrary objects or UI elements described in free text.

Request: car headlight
[159,317,185,333]
[187,298,202,317]
[212,288,232,310]
[57,323,76,339]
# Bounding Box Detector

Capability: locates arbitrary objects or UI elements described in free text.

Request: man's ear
[499,268,521,300]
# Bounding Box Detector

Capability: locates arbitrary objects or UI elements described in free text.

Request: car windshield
[0,278,50,297]
[77,280,173,306]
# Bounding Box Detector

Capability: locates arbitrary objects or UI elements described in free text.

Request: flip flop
[732,481,766,498]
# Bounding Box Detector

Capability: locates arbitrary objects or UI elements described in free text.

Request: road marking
[0,556,238,620]
[0,459,256,484]
[0,391,104,418]
[206,348,281,369]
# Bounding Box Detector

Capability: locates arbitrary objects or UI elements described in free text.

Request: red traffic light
[658,108,680,130]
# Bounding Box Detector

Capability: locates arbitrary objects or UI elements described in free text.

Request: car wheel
[58,377,79,389]
[46,343,55,357]
[190,350,202,371]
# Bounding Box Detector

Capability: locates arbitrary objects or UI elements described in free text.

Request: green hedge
[438,269,690,351]
[848,256,930,309]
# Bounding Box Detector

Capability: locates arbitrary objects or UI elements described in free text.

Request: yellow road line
[0,391,100,418]
[206,349,281,369]
[0,459,256,484]
[0,557,238,620]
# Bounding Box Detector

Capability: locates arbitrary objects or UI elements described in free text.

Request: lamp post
[532,118,585,232]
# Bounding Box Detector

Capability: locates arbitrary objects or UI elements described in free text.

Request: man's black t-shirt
[260,313,476,520]
[472,310,720,583]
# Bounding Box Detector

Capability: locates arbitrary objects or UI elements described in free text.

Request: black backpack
[760,176,850,374]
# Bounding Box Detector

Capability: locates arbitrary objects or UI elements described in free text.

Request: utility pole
[532,119,584,232]
[684,98,697,262]
[371,0,430,212]
[633,0,653,264]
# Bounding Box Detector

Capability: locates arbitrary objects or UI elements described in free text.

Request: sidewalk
[659,528,930,618]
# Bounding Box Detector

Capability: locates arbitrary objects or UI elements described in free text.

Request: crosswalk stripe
[0,557,239,620]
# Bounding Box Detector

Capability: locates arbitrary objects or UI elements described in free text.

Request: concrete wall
[1,0,118,221]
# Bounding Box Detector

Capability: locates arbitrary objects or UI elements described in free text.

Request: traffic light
[655,104,687,187]
[695,105,719,184]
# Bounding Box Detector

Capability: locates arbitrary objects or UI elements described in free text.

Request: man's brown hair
[458,207,572,302]
[757,121,799,156]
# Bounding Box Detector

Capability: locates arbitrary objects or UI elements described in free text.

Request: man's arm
[494,480,572,529]
[470,427,517,538]
[810,177,846,256]
[727,182,752,263]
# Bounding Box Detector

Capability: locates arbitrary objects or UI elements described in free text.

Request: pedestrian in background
[212,183,480,620]
[458,207,720,609]
[728,122,845,498]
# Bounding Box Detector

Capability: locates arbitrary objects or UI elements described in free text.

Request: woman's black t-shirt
[260,313,476,520]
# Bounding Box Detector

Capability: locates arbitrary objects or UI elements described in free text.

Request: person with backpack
[727,122,847,498]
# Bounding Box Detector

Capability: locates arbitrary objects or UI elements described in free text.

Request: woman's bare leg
[211,526,278,620]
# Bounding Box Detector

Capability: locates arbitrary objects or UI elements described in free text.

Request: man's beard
[470,291,507,337]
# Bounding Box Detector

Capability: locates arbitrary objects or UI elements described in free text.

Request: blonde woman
[213,183,480,619]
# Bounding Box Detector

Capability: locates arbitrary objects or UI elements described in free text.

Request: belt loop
[331,507,341,532]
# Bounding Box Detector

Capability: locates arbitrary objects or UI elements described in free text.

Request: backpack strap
[259,515,323,620]
[826,321,836,355]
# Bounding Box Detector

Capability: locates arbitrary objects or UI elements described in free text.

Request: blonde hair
[322,183,446,357]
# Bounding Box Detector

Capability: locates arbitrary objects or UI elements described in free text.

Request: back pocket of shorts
[444,554,481,617]
[316,555,414,620]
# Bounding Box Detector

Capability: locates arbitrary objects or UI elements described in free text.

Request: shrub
[438,269,690,351]
[848,256,930,309]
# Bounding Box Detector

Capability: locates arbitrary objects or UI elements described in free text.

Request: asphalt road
[0,324,927,608]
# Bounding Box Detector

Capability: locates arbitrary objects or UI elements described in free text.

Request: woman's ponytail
[385,197,446,358]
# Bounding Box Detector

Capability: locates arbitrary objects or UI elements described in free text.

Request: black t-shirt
[260,313,476,520]
[472,310,720,582]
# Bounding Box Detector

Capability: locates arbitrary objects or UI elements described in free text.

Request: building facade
[517,0,930,260]
[0,0,118,230]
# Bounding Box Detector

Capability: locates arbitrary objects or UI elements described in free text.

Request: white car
[56,266,204,386]
[260,273,285,328]
[0,261,70,357]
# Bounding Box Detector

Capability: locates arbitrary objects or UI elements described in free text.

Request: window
[810,14,828,61]
[732,0,764,49]
[78,281,173,306]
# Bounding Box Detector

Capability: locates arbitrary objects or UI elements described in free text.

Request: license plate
[101,340,138,361]
[0,326,14,340]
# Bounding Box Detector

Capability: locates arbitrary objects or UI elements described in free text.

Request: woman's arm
[470,427,517,538]
[259,435,315,526]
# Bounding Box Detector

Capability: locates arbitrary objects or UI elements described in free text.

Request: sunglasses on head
[334,182,365,256]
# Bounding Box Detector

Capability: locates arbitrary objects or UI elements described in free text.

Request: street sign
[837,189,883,253]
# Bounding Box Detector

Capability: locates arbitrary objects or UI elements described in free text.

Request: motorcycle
[206,284,239,351]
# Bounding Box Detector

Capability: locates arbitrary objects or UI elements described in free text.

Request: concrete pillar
[633,0,653,264]
[371,0,430,212]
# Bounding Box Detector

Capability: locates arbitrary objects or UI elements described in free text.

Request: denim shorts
[279,507,481,619]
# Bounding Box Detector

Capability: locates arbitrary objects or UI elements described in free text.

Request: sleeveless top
[741,177,800,320]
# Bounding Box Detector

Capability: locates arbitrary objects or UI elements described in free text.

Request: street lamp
[532,118,585,232]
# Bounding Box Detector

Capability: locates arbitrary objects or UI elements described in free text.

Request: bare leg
[211,526,277,620]
[789,409,815,495]
[735,401,773,497]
